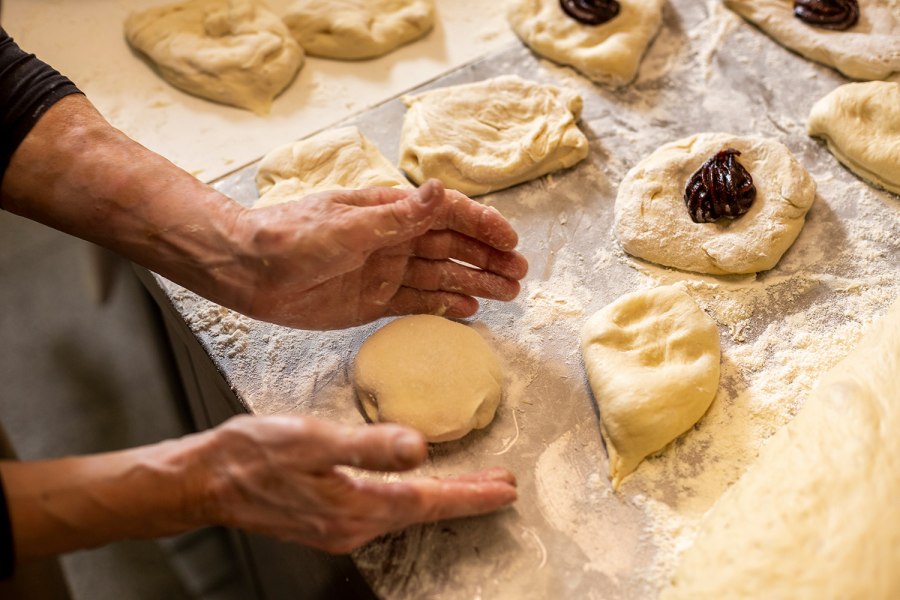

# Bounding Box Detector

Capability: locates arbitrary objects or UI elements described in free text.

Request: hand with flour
[232,180,528,329]
[2,414,517,559]
[4,94,527,330]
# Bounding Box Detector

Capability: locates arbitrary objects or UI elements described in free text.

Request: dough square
[254,126,410,208]
[398,75,589,197]
[508,0,665,87]
[615,132,816,275]
[125,0,304,114]
[808,81,900,195]
[724,0,900,81]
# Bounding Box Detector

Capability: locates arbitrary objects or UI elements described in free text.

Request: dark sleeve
[0,471,12,579]
[0,26,83,196]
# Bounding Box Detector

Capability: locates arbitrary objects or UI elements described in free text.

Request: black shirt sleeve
[0,472,12,580]
[0,26,83,195]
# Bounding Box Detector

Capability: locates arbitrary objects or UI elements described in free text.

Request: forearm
[0,94,256,310]
[0,432,214,560]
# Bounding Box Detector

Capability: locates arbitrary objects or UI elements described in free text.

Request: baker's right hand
[189,414,517,553]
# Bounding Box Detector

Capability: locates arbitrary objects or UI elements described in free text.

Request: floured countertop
[44,0,900,598]
[3,0,515,183]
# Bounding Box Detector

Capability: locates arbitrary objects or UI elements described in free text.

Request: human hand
[225,179,528,329]
[195,414,517,554]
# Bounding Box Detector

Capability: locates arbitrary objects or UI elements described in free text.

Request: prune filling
[559,0,620,26]
[684,149,756,224]
[793,0,859,31]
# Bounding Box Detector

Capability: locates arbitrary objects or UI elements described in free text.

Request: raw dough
[615,132,816,275]
[399,75,589,197]
[254,126,410,208]
[724,0,900,80]
[807,81,900,195]
[282,0,434,60]
[508,0,664,87]
[663,296,900,599]
[580,286,720,488]
[125,0,303,114]
[353,315,503,443]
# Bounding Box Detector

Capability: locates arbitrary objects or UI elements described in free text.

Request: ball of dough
[808,81,900,195]
[353,315,503,443]
[724,0,900,81]
[662,297,900,600]
[125,0,304,115]
[581,286,720,488]
[282,0,434,60]
[254,126,410,208]
[508,0,664,87]
[615,132,816,275]
[398,75,589,197]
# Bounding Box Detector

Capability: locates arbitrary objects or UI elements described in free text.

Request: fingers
[433,187,520,252]
[297,417,429,472]
[347,181,445,251]
[401,258,521,301]
[383,287,480,319]
[369,468,518,530]
[336,181,522,254]
[412,230,528,281]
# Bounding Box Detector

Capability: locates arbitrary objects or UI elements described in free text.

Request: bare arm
[1,415,517,560]
[1,94,527,329]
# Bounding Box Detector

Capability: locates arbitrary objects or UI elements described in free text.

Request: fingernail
[395,432,424,463]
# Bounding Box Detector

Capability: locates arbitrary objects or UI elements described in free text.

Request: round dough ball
[581,286,720,488]
[125,0,304,115]
[282,0,434,60]
[508,0,664,87]
[615,132,816,275]
[353,315,503,443]
[724,0,900,81]
[399,75,589,197]
[254,126,410,208]
[808,81,900,195]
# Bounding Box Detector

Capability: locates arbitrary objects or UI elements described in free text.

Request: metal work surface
[150,2,900,598]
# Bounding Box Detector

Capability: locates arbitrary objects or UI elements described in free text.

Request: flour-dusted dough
[399,75,589,197]
[508,0,664,87]
[581,286,720,488]
[724,0,900,80]
[254,126,410,208]
[615,132,816,275]
[125,0,303,114]
[282,0,434,60]
[353,315,503,443]
[808,81,900,195]
[663,297,900,599]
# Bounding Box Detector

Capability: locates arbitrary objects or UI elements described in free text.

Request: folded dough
[663,296,900,599]
[254,126,410,208]
[282,0,434,60]
[581,286,720,488]
[808,81,900,195]
[125,0,303,114]
[399,75,589,197]
[508,0,664,87]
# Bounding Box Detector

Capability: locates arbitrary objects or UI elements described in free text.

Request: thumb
[359,179,444,249]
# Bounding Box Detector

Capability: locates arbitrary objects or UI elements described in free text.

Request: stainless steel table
[140,2,900,597]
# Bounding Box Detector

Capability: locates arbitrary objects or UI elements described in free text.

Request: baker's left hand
[227,179,528,329]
